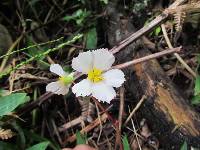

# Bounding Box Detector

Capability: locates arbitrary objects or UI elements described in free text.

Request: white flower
[46,64,74,95]
[72,48,125,103]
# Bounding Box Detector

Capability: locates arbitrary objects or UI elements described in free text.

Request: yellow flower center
[88,68,103,83]
[59,74,73,85]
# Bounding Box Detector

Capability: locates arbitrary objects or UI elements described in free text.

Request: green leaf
[26,141,49,150]
[76,131,86,145]
[0,93,29,117]
[99,0,108,4]
[192,95,200,105]
[86,28,97,49]
[62,9,90,25]
[11,121,26,149]
[180,141,187,150]
[194,76,200,96]
[122,135,130,150]
[24,130,60,150]
[155,27,161,36]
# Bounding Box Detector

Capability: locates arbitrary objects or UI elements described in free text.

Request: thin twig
[161,24,196,77]
[124,95,146,126]
[17,92,54,116]
[115,87,125,150]
[130,115,142,150]
[118,87,124,132]
[58,116,84,132]
[0,35,23,72]
[112,47,181,70]
[95,101,103,145]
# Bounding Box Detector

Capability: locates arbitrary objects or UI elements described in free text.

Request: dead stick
[161,24,197,77]
[124,95,146,126]
[118,87,124,132]
[17,92,54,116]
[63,113,108,143]
[112,47,181,70]
[115,87,125,150]
[58,116,84,132]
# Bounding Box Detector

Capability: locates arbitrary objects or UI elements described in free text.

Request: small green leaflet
[26,141,49,150]
[86,28,97,49]
[0,93,29,117]
[155,27,161,36]
[24,130,60,150]
[76,131,87,145]
[122,135,130,150]
[99,0,108,4]
[194,76,200,96]
[62,9,90,25]
[180,141,187,150]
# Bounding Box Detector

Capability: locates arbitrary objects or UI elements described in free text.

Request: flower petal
[56,85,70,95]
[72,79,92,97]
[50,64,65,76]
[103,69,125,88]
[93,48,115,71]
[91,82,116,103]
[72,51,93,73]
[46,81,69,95]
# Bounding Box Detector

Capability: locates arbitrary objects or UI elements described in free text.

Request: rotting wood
[134,49,200,145]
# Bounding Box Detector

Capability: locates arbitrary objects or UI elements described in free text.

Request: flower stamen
[59,75,73,85]
[88,68,103,83]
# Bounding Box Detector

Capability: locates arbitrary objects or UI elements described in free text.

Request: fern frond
[167,1,200,31]
[0,128,15,140]
[174,11,186,32]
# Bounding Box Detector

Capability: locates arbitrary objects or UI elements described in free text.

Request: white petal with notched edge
[50,64,65,76]
[91,82,116,103]
[93,48,115,71]
[103,69,125,88]
[72,79,92,97]
[72,51,93,73]
[46,81,69,95]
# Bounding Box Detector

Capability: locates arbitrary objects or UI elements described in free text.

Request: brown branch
[112,47,181,70]
[16,92,54,116]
